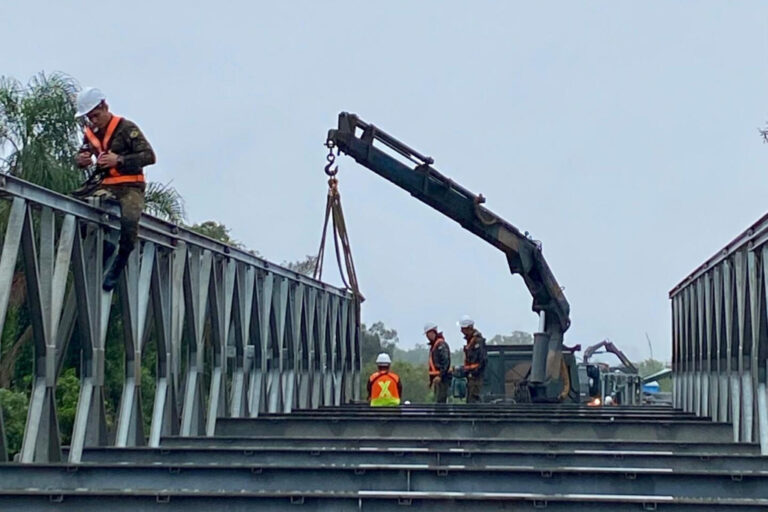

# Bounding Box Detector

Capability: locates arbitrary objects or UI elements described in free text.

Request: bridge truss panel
[0,175,358,462]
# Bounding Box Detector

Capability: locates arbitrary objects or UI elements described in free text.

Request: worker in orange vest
[424,322,451,403]
[74,87,156,292]
[367,353,402,407]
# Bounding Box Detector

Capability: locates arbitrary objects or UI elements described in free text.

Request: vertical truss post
[696,278,706,417]
[723,258,739,440]
[318,293,332,407]
[285,283,304,413]
[329,296,341,406]
[734,250,750,442]
[180,246,212,437]
[148,245,181,447]
[0,198,25,462]
[231,263,254,418]
[206,255,235,436]
[748,249,761,441]
[267,277,287,413]
[351,299,362,402]
[115,242,154,447]
[69,216,111,463]
[249,271,273,417]
[20,207,75,463]
[760,246,768,454]
[299,287,315,409]
[714,265,728,423]
[704,272,715,420]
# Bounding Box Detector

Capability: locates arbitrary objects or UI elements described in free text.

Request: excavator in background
[325,112,578,403]
[581,339,642,406]
[583,339,638,373]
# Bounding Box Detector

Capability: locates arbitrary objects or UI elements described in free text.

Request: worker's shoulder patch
[129,129,140,139]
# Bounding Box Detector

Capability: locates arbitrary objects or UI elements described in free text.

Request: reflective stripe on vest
[369,371,401,407]
[83,116,145,186]
[428,337,445,376]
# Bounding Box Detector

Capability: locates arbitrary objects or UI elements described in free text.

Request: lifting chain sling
[313,139,364,303]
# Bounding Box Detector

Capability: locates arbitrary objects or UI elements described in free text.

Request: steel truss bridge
[0,174,360,464]
[671,211,768,453]
[0,174,766,510]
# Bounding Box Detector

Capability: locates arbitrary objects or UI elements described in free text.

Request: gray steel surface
[1,463,767,499]
[160,435,761,454]
[216,415,733,441]
[1,490,767,512]
[74,445,768,471]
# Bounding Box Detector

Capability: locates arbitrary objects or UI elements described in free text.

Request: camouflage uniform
[429,335,451,403]
[78,118,155,255]
[463,329,487,403]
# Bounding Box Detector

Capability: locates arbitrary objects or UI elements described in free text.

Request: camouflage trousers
[432,376,450,404]
[98,184,145,254]
[466,375,483,403]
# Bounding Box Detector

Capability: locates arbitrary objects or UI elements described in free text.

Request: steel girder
[215,415,733,442]
[0,174,358,462]
[671,212,768,453]
[2,491,768,512]
[2,463,768,500]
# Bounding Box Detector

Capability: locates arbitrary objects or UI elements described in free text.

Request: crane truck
[326,112,579,403]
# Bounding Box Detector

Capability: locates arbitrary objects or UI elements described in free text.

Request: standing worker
[74,87,156,292]
[367,353,402,407]
[457,315,487,403]
[424,323,451,403]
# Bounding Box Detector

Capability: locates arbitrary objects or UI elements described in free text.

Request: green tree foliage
[55,368,80,446]
[360,321,399,366]
[636,358,672,392]
[0,388,27,458]
[189,221,242,247]
[489,331,532,345]
[282,254,318,276]
[0,73,83,193]
[144,181,186,224]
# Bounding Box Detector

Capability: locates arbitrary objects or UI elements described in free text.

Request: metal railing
[0,174,360,463]
[670,211,768,453]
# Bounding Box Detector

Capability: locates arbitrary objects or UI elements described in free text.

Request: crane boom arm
[327,112,570,335]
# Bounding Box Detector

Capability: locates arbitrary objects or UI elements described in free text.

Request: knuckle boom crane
[326,112,572,402]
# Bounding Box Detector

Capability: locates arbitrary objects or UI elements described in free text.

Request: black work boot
[102,240,116,265]
[102,250,129,292]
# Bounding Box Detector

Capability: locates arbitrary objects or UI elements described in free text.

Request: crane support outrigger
[327,112,571,402]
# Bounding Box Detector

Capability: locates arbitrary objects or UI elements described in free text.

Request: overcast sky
[3,2,767,361]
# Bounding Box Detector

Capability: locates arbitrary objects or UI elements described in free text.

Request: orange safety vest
[369,370,401,407]
[463,334,482,373]
[83,115,145,186]
[428,337,446,377]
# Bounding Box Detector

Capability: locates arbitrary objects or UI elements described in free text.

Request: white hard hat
[423,322,438,334]
[75,87,106,117]
[375,353,391,365]
[458,315,474,328]
[605,395,615,406]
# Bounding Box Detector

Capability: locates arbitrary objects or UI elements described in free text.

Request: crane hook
[324,140,338,177]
